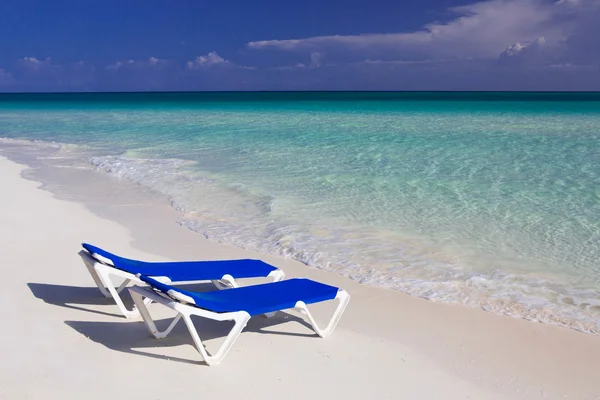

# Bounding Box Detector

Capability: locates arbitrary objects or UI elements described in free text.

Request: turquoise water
[1,92,599,332]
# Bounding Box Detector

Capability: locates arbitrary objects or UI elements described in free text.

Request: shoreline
[2,138,599,336]
[2,155,600,398]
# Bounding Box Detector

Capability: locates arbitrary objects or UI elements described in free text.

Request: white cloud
[19,57,53,71]
[186,52,255,70]
[22,57,49,64]
[106,61,122,71]
[248,0,557,58]
[269,52,325,71]
[271,63,308,71]
[106,57,167,71]
[187,52,227,68]
[247,0,600,66]
[498,36,546,65]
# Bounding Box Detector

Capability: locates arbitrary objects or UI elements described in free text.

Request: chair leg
[116,278,131,294]
[130,289,183,338]
[181,312,250,366]
[97,268,144,319]
[130,287,250,366]
[294,290,350,338]
[82,258,112,298]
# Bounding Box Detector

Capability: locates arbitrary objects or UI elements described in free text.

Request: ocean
[1,92,599,333]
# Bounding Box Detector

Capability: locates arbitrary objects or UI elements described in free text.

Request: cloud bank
[247,0,600,67]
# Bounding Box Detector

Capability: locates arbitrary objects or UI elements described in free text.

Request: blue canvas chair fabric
[79,243,285,318]
[140,275,340,316]
[129,275,350,365]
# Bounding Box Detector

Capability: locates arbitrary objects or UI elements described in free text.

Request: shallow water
[1,92,599,333]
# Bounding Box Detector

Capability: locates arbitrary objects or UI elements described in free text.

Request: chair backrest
[82,243,140,272]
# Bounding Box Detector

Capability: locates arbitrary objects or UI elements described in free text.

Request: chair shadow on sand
[28,281,221,318]
[28,282,318,366]
[28,282,129,318]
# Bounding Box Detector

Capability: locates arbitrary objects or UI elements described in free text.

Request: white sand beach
[1,154,600,400]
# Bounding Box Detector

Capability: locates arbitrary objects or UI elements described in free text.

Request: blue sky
[1,0,599,91]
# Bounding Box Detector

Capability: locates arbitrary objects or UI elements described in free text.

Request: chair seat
[82,243,278,281]
[140,276,340,316]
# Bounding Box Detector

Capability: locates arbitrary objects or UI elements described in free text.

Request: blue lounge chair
[79,243,285,318]
[129,275,350,365]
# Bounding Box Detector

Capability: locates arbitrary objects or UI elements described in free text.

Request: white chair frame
[128,284,350,366]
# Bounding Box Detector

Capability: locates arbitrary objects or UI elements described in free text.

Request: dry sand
[1,155,599,400]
